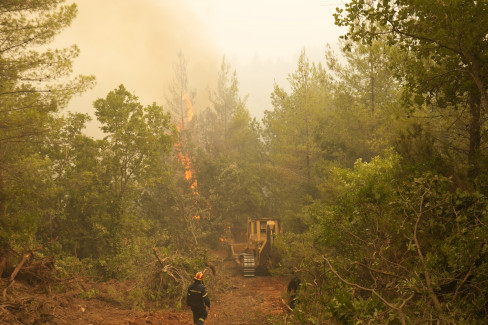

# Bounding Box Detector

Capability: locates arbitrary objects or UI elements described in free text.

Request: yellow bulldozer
[226,218,282,276]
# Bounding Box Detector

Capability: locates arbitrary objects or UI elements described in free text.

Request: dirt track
[0,252,291,324]
[205,260,288,325]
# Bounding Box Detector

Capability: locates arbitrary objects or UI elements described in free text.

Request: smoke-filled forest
[1,1,488,324]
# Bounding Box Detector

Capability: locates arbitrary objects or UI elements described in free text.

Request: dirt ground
[205,260,289,325]
[0,251,292,325]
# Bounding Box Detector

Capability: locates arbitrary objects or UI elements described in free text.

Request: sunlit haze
[54,0,345,136]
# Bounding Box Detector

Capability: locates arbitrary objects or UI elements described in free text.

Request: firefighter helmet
[194,271,204,281]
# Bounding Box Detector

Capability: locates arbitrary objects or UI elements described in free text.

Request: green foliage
[286,153,488,323]
[45,84,175,262]
[191,57,270,241]
[80,288,98,300]
[0,0,95,250]
[94,84,174,198]
[3,1,488,321]
[319,41,402,169]
[54,255,84,279]
[263,51,330,232]
[142,246,211,308]
[128,286,147,310]
[335,0,488,182]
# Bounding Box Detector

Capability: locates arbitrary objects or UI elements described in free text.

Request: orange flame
[184,93,194,122]
[174,94,200,219]
[219,225,232,243]
[176,94,194,132]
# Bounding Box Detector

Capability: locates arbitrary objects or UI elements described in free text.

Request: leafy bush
[278,154,488,324]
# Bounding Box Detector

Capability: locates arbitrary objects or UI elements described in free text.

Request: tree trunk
[470,58,488,118]
[468,90,481,180]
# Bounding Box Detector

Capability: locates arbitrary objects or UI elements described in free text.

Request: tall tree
[0,0,94,247]
[165,51,195,131]
[192,58,267,239]
[93,85,173,255]
[40,112,108,257]
[335,0,488,180]
[263,51,329,230]
[94,85,173,198]
[315,41,401,170]
[206,57,246,156]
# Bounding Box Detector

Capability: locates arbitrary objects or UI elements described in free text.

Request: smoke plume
[54,0,219,136]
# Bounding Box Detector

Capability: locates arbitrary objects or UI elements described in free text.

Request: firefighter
[287,274,301,309]
[186,271,211,325]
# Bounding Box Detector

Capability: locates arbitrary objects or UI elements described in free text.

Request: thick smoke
[54,0,219,136]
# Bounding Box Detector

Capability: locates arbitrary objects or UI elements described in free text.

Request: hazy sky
[183,0,344,62]
[54,0,345,136]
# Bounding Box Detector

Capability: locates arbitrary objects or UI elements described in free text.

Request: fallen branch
[323,255,413,325]
[152,247,188,304]
[152,247,169,266]
[280,297,293,312]
[2,237,58,299]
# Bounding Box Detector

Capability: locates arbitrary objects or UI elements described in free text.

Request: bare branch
[2,237,58,299]
[354,261,407,280]
[323,255,411,325]
[413,181,443,313]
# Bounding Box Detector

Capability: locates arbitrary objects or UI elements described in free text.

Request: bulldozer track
[242,253,255,277]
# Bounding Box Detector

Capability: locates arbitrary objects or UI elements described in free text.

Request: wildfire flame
[219,225,232,243]
[175,93,200,218]
[176,150,193,182]
[177,94,194,132]
[184,93,194,122]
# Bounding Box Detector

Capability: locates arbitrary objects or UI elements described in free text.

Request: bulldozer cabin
[226,218,282,276]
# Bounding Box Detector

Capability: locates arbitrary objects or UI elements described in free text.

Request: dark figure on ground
[287,275,301,309]
[187,272,211,325]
